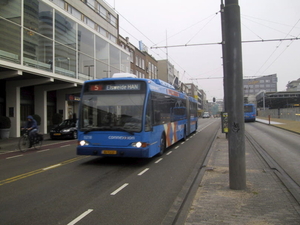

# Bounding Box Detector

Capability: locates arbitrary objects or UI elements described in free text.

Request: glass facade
[0,0,21,63]
[0,0,129,80]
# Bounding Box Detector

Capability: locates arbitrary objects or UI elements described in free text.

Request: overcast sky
[105,0,300,101]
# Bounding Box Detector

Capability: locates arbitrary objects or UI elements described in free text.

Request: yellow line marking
[0,156,90,186]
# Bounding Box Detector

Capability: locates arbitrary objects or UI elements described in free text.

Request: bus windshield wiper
[114,127,134,135]
[83,127,135,135]
[83,127,108,134]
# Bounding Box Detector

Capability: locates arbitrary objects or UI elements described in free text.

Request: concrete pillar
[34,86,47,134]
[6,83,21,137]
[6,77,53,137]
[57,90,69,119]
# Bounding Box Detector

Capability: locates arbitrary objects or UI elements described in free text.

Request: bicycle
[18,129,43,152]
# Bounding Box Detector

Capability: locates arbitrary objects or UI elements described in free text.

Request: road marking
[0,156,89,186]
[60,144,70,148]
[166,151,172,155]
[175,146,179,149]
[68,209,93,225]
[37,149,50,153]
[6,155,23,159]
[43,164,62,170]
[111,183,129,195]
[155,158,163,163]
[138,168,149,176]
[181,142,185,145]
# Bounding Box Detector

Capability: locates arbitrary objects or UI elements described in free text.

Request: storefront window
[96,59,109,79]
[0,0,21,63]
[0,0,21,24]
[78,54,94,80]
[24,0,53,38]
[55,11,76,49]
[0,21,21,63]
[55,43,76,77]
[78,25,94,57]
[23,31,53,71]
[109,44,120,76]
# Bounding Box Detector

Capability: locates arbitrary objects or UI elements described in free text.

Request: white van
[202,112,210,118]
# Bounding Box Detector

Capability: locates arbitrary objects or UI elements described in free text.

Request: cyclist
[22,115,38,148]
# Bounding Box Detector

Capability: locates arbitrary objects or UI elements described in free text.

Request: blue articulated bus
[244,103,256,122]
[77,73,198,158]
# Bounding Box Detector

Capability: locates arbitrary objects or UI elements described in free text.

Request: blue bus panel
[244,103,256,122]
[77,74,198,158]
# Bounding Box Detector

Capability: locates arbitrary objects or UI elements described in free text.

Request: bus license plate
[102,150,117,155]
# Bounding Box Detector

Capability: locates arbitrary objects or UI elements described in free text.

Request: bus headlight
[78,140,89,146]
[131,142,148,148]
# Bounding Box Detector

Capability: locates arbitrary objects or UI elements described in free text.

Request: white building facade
[0,0,130,137]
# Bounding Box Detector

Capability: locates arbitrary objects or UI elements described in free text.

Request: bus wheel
[157,134,166,156]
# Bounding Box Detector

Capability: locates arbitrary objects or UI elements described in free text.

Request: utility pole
[224,0,246,190]
[220,0,228,142]
[220,0,227,112]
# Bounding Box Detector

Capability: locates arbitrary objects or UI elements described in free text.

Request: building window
[98,4,107,18]
[109,34,116,43]
[109,14,117,27]
[130,51,134,63]
[68,6,81,21]
[86,18,95,29]
[52,0,64,9]
[87,0,95,9]
[141,59,145,70]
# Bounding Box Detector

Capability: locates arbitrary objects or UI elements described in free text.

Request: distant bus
[244,103,256,122]
[77,73,198,158]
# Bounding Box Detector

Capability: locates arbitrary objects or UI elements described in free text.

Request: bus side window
[154,111,161,124]
[145,97,153,131]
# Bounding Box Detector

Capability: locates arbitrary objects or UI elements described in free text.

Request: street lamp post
[84,65,94,79]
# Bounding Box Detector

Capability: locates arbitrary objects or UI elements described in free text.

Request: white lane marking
[175,146,179,149]
[166,151,172,155]
[181,142,185,145]
[67,209,93,225]
[138,168,149,176]
[43,164,61,170]
[37,149,50,153]
[60,144,70,148]
[6,155,23,159]
[198,123,212,132]
[110,183,129,195]
[155,158,163,164]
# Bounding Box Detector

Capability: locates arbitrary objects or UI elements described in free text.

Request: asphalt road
[0,119,220,225]
[245,122,300,186]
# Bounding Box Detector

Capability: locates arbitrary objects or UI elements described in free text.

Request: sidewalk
[256,116,300,134]
[0,133,51,154]
[184,118,300,224]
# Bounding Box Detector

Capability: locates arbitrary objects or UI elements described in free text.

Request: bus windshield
[79,81,146,133]
[244,105,254,113]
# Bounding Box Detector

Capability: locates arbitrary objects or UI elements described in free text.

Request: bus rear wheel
[157,134,166,156]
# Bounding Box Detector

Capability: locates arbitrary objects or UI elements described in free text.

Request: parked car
[202,112,210,118]
[50,119,77,139]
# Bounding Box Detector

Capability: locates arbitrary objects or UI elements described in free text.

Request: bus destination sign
[89,83,141,91]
